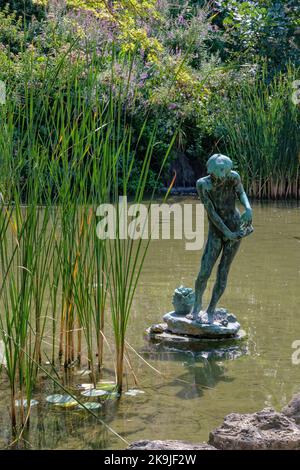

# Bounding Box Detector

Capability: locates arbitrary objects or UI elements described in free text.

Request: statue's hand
[224,230,244,242]
[241,208,252,225]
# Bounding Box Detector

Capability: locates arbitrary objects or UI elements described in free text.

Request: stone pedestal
[145,309,246,358]
[163,308,240,339]
[145,287,245,355]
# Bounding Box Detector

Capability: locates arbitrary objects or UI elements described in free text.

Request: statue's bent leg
[191,229,222,319]
[206,239,241,320]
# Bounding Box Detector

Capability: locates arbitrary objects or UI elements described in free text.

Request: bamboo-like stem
[97,305,105,371]
[11,388,17,430]
[77,322,82,364]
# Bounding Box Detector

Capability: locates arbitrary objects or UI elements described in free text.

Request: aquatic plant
[0,37,177,434]
[215,65,300,199]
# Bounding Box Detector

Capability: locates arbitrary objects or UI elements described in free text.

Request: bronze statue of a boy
[188,154,253,324]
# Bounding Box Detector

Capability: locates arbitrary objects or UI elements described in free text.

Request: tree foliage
[216,0,300,69]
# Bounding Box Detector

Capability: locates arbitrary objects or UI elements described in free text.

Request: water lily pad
[15,399,39,407]
[54,397,78,408]
[124,389,145,397]
[46,394,77,407]
[46,394,64,403]
[81,389,107,397]
[77,383,94,391]
[96,381,116,392]
[76,402,102,410]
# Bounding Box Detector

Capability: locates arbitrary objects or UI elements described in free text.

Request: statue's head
[206,154,233,180]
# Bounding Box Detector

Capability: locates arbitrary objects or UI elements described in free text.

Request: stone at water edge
[148,323,168,335]
[128,440,216,450]
[163,308,240,338]
[209,408,300,450]
[282,394,300,424]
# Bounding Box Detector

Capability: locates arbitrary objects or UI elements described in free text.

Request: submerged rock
[282,394,300,425]
[128,440,216,450]
[209,407,300,450]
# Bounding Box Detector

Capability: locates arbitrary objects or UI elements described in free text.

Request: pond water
[1,198,300,449]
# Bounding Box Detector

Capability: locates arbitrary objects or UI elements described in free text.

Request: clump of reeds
[216,65,300,199]
[0,42,177,435]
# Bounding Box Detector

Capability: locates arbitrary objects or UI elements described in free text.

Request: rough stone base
[209,408,300,450]
[282,394,300,425]
[128,440,216,450]
[163,309,240,339]
[145,324,246,357]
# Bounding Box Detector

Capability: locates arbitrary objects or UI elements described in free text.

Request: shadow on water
[173,358,234,400]
[138,339,247,402]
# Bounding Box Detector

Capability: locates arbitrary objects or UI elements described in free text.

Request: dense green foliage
[215,0,300,69]
[0,0,46,20]
[0,0,299,195]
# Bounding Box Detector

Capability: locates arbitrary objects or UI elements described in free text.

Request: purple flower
[178,15,186,26]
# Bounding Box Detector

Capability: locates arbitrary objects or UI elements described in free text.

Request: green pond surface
[1,198,300,449]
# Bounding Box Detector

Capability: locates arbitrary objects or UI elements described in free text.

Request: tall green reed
[216,65,300,199]
[0,39,178,433]
[0,154,56,428]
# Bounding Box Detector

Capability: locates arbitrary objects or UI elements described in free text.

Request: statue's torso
[199,173,241,232]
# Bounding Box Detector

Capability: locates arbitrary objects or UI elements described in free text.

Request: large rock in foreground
[282,394,300,425]
[128,440,216,450]
[163,308,240,339]
[209,408,300,450]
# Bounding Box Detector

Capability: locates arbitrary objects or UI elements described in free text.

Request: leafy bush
[0,0,46,21]
[215,0,300,71]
